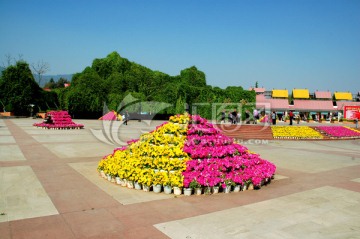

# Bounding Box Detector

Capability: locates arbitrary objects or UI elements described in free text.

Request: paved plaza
[0,118,360,239]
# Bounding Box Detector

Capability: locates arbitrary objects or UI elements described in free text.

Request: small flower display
[271,126,323,139]
[33,111,84,129]
[98,113,276,195]
[315,126,360,138]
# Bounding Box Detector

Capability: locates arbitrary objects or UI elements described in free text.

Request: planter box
[37,112,46,119]
[0,112,14,117]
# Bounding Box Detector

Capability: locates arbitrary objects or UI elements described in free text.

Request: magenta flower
[182,114,276,188]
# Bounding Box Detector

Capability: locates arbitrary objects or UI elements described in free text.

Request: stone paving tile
[352,178,360,183]
[0,129,11,136]
[154,186,360,239]
[0,166,58,222]
[31,134,99,143]
[42,142,114,158]
[69,162,174,205]
[0,145,26,162]
[0,136,16,144]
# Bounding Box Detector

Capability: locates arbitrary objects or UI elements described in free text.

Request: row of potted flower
[271,126,323,139]
[99,169,270,195]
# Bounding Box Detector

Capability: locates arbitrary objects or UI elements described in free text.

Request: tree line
[0,51,255,119]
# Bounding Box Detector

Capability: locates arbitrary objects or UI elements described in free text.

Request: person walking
[289,111,294,125]
[231,109,237,124]
[271,111,276,125]
[253,108,259,124]
[220,110,226,124]
[123,110,130,125]
[245,110,250,124]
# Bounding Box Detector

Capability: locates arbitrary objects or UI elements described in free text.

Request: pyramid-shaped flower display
[98,113,276,195]
[33,110,84,129]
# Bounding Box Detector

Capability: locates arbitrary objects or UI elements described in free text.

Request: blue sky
[1,0,359,93]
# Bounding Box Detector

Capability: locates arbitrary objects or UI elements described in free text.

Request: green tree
[65,67,105,116]
[44,78,56,89]
[180,66,206,87]
[0,61,43,115]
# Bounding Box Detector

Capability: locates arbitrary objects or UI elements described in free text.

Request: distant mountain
[34,74,73,87]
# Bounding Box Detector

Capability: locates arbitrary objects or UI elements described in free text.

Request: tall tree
[0,61,43,115]
[31,60,50,86]
[180,66,206,87]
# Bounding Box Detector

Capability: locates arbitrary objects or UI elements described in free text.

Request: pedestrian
[228,111,233,124]
[271,111,276,125]
[236,112,241,124]
[355,117,359,129]
[231,109,237,124]
[289,111,294,125]
[296,114,300,124]
[220,110,226,123]
[245,110,250,124]
[123,110,130,125]
[253,108,259,124]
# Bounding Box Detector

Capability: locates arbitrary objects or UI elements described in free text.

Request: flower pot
[121,179,127,187]
[164,185,172,194]
[223,186,231,193]
[233,185,241,192]
[134,181,142,190]
[143,184,150,192]
[248,183,254,190]
[183,188,192,196]
[212,186,219,194]
[127,180,134,189]
[100,170,106,178]
[115,177,122,185]
[153,184,162,193]
[173,187,182,195]
[107,174,112,181]
[204,186,211,195]
[195,187,202,195]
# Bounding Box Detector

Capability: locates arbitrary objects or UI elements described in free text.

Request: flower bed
[271,126,323,139]
[98,113,276,195]
[315,126,360,138]
[33,111,84,129]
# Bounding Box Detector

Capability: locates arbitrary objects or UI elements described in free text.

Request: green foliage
[0,61,43,115]
[0,51,253,118]
[60,52,255,118]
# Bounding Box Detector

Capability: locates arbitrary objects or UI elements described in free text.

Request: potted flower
[221,178,235,193]
[162,173,172,194]
[170,172,184,195]
[189,179,202,195]
[152,171,166,193]
[138,168,153,192]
